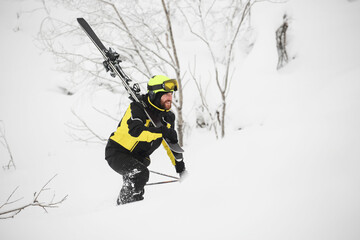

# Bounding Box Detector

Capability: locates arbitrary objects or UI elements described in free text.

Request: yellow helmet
[147,75,178,101]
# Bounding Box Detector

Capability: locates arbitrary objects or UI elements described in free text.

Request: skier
[105,75,186,205]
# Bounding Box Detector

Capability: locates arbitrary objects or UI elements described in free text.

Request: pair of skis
[77,18,184,154]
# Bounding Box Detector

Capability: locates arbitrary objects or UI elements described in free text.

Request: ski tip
[77,17,85,23]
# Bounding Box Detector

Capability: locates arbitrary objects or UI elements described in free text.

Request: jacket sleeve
[161,140,184,168]
[127,102,162,138]
[162,140,176,166]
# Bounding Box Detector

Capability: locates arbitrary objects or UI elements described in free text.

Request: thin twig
[0,120,16,170]
[68,109,107,143]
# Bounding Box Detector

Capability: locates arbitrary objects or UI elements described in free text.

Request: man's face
[160,92,173,110]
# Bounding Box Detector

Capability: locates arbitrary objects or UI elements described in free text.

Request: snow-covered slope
[1,0,360,239]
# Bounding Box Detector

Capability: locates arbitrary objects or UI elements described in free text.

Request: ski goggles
[148,79,178,92]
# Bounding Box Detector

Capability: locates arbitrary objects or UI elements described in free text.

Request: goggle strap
[148,84,164,91]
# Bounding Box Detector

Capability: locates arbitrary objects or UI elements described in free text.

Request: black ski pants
[105,149,150,192]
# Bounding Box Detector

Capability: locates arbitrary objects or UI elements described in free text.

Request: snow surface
[1,0,360,239]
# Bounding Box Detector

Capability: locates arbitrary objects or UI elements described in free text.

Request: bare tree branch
[0,187,23,209]
[0,175,68,219]
[0,121,16,170]
[160,0,185,146]
[189,58,219,139]
[66,109,107,144]
[178,0,256,138]
[98,0,153,77]
[92,106,120,122]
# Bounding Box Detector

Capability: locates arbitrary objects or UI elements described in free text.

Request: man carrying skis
[105,75,186,205]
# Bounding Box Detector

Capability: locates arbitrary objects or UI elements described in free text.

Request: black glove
[160,111,175,129]
[161,126,178,143]
[175,160,185,173]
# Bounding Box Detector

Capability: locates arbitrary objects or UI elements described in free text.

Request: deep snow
[1,0,360,239]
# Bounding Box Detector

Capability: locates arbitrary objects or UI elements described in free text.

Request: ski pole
[146,179,178,186]
[149,170,179,180]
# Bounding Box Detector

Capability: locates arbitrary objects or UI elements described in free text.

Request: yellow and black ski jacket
[106,97,177,166]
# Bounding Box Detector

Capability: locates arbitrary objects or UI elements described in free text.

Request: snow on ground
[1,0,360,239]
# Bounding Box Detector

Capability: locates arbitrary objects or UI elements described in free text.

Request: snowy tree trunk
[276,14,289,70]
